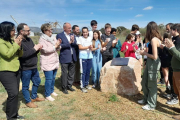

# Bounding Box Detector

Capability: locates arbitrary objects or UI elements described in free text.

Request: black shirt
[19,37,39,70]
[172,35,180,48]
[148,42,152,54]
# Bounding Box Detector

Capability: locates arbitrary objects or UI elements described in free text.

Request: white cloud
[143,6,153,10]
[130,7,133,10]
[135,14,143,17]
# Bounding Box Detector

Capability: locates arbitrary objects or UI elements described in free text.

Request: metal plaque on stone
[110,58,129,66]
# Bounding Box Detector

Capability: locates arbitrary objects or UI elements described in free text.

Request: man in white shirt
[89,20,102,40]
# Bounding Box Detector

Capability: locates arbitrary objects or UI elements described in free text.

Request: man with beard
[72,25,81,84]
[18,23,45,108]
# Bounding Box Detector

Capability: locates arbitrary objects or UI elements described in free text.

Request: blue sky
[0,0,180,30]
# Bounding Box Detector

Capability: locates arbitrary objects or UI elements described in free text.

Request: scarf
[40,34,55,45]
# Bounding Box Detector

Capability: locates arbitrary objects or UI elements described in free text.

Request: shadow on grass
[118,85,178,118]
[2,92,24,116]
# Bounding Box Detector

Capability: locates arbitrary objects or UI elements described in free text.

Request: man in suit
[72,25,80,84]
[56,23,77,94]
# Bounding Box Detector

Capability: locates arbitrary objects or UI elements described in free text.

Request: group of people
[0,19,180,120]
[138,23,180,120]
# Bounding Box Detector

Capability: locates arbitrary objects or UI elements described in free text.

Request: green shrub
[109,94,119,102]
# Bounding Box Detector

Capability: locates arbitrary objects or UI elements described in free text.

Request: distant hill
[15,26,63,34]
[30,27,41,33]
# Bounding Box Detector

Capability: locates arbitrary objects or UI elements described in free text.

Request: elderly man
[56,23,77,94]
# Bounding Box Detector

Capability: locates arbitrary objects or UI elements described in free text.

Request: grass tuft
[109,94,119,102]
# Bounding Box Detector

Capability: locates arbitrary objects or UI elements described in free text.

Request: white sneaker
[51,92,58,97]
[86,85,92,90]
[138,99,145,104]
[82,88,87,93]
[46,96,55,101]
[92,84,96,88]
[166,98,179,105]
[142,104,155,110]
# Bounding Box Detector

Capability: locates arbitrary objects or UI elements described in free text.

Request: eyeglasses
[46,29,53,31]
[11,29,15,31]
[23,29,31,32]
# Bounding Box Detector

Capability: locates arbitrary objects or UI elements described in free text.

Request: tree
[117,26,127,32]
[99,28,105,34]
[158,24,165,30]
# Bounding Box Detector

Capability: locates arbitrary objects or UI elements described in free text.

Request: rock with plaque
[100,57,142,95]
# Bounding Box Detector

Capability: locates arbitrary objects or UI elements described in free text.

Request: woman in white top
[77,27,93,93]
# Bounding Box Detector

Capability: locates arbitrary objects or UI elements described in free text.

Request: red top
[121,41,138,58]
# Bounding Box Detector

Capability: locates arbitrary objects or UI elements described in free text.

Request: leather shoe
[17,115,25,119]
[62,89,68,94]
[26,102,38,108]
[68,86,75,91]
[7,116,25,120]
[31,97,45,102]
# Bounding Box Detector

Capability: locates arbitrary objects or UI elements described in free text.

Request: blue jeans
[80,59,92,88]
[21,68,41,103]
[44,69,57,97]
[92,52,102,85]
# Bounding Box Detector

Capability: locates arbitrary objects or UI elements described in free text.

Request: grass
[109,94,119,102]
[0,68,177,120]
[0,36,177,120]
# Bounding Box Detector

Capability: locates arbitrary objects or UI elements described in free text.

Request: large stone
[100,57,142,96]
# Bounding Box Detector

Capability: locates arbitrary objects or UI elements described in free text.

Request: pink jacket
[39,37,59,71]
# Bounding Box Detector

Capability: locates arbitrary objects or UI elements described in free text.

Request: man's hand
[34,44,40,51]
[105,38,110,43]
[112,39,118,44]
[34,44,43,51]
[102,47,106,51]
[70,35,74,44]
[160,44,165,49]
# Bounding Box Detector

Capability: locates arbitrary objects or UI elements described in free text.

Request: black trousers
[102,54,113,66]
[61,62,75,89]
[0,71,20,119]
[169,66,178,98]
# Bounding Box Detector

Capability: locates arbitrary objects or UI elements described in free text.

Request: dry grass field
[0,69,179,120]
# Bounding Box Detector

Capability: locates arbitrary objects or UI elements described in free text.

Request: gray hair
[63,22,70,28]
